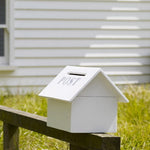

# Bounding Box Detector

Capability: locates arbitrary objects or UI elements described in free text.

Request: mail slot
[39,66,128,133]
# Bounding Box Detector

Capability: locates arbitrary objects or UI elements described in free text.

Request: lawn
[0,85,150,150]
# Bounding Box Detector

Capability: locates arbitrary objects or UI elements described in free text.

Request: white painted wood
[78,74,117,97]
[111,75,150,84]
[71,97,117,133]
[0,67,62,76]
[15,10,150,20]
[15,1,150,10]
[39,66,129,103]
[41,66,128,133]
[15,49,150,57]
[1,66,150,77]
[9,0,15,66]
[0,0,150,93]
[0,65,17,71]
[0,0,9,65]
[46,82,147,133]
[0,25,7,28]
[39,66,100,101]
[14,60,145,67]
[15,20,150,30]
[14,39,150,48]
[47,97,118,133]
[47,99,71,132]
[0,86,44,95]
[0,74,149,88]
[79,62,149,67]
[0,76,54,86]
[14,58,150,67]
[14,30,150,39]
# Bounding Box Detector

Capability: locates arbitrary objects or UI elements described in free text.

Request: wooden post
[0,105,120,150]
[3,122,19,150]
[70,144,88,150]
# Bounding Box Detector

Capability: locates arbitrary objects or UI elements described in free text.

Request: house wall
[0,0,150,94]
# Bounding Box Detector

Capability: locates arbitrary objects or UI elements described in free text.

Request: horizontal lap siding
[2,0,150,93]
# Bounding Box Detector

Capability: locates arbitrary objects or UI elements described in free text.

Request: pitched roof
[39,66,128,103]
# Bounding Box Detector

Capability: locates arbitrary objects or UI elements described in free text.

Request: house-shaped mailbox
[39,66,128,133]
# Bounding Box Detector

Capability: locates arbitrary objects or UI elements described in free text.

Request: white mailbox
[39,66,128,133]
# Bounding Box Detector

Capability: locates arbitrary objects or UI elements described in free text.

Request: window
[0,0,8,65]
[0,0,5,25]
[0,29,4,57]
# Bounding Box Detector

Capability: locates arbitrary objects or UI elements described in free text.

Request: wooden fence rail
[0,105,120,150]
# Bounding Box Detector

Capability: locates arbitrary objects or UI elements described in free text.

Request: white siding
[1,0,150,93]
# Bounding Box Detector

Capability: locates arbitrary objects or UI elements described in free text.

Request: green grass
[0,85,150,150]
[0,93,69,150]
[114,85,150,150]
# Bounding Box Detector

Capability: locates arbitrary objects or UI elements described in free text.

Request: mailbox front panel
[71,97,117,133]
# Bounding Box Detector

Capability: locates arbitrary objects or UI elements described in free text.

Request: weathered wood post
[0,105,120,150]
[3,122,19,150]
[70,144,88,150]
[70,133,121,150]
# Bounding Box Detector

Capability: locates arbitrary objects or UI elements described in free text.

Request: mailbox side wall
[47,99,71,131]
[71,97,117,133]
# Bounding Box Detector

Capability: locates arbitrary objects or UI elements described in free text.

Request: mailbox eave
[39,66,101,102]
[39,66,129,103]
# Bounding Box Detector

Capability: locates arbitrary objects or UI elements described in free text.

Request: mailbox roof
[39,66,128,103]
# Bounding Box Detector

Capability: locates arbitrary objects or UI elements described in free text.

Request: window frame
[0,26,9,65]
[0,0,8,65]
[0,0,15,68]
[0,27,5,58]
